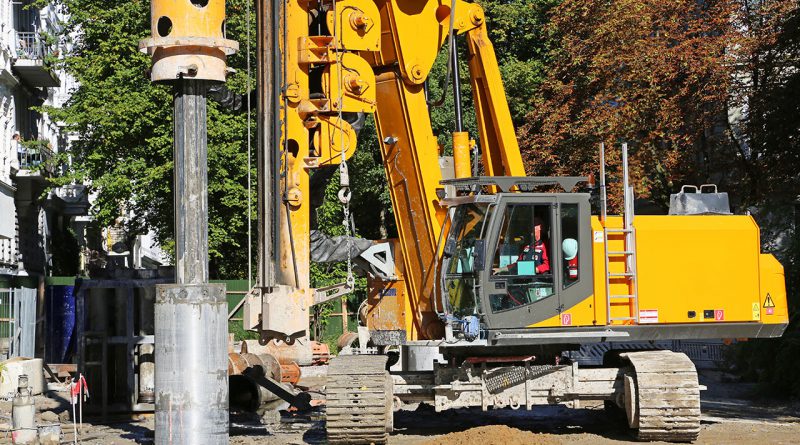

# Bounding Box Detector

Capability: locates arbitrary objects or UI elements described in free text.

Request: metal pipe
[173,80,209,285]
[156,77,227,445]
[142,3,236,444]
[451,35,463,133]
[256,0,278,289]
[155,284,228,444]
[229,374,282,412]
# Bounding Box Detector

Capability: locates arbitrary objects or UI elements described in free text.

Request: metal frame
[441,176,589,193]
[485,321,788,346]
[75,278,169,417]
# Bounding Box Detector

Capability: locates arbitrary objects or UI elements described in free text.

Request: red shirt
[519,239,550,274]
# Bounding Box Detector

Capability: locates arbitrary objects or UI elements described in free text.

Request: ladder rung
[610,295,636,299]
[605,228,633,233]
[608,272,635,277]
[610,316,636,321]
[607,250,634,255]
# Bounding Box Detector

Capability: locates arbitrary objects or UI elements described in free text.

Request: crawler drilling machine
[143,1,789,443]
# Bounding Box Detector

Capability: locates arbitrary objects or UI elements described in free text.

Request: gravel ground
[1,371,798,444]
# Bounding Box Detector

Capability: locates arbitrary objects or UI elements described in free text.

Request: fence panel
[0,288,37,360]
[16,287,36,358]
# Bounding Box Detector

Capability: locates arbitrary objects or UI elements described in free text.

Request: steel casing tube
[155,283,228,445]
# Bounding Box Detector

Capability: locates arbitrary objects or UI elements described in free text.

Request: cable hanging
[246,0,253,288]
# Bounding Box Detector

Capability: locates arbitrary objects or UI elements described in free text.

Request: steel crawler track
[326,355,392,445]
[623,350,701,442]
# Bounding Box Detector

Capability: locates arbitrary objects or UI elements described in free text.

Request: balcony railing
[16,31,46,60]
[17,143,54,176]
[13,31,60,87]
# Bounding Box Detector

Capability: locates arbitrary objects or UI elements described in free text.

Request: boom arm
[245,0,528,345]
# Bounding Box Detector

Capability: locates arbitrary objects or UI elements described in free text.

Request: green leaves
[48,0,257,279]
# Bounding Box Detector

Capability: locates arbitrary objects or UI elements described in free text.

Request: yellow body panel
[151,0,225,39]
[530,215,788,330]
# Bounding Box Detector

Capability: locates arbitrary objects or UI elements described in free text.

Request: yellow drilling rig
[140,1,788,444]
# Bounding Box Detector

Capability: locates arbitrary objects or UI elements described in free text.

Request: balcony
[46,184,90,216]
[13,142,56,202]
[13,32,60,88]
[17,143,54,174]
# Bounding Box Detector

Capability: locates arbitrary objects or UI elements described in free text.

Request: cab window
[489,204,554,312]
[444,203,490,316]
[561,203,580,289]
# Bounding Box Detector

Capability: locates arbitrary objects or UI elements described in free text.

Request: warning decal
[714,309,725,321]
[561,313,572,326]
[752,302,760,321]
[763,294,776,308]
[639,309,659,324]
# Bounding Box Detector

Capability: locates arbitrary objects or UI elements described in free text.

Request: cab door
[479,194,593,329]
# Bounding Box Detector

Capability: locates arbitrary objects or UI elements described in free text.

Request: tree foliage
[43,0,256,278]
[521,0,742,210]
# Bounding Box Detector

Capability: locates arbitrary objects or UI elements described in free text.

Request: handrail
[16,31,47,60]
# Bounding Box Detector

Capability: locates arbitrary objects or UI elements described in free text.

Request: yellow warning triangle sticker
[763,293,775,308]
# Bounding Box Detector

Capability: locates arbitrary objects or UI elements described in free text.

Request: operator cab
[438,177,593,337]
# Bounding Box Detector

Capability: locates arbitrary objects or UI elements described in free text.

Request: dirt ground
[1,370,799,445]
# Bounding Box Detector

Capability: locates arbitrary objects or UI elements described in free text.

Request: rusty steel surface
[310,341,330,365]
[241,339,314,366]
[336,332,359,350]
[280,362,301,385]
[228,352,283,381]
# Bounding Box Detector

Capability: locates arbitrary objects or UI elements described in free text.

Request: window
[444,203,490,316]
[561,203,580,289]
[489,204,553,312]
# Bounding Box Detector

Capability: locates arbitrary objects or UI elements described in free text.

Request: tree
[726,0,800,207]
[522,0,739,210]
[43,0,256,278]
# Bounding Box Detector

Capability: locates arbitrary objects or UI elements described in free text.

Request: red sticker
[714,309,724,321]
[561,313,572,326]
[766,308,775,315]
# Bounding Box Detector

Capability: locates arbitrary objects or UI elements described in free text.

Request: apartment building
[0,0,84,282]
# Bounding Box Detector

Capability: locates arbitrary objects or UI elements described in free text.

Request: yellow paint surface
[531,215,788,332]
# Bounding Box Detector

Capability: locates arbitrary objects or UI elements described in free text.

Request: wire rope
[246,0,253,289]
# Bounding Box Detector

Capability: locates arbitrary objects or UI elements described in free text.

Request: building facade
[0,0,82,283]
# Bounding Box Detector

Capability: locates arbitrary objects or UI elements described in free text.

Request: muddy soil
[1,370,798,444]
[417,425,559,445]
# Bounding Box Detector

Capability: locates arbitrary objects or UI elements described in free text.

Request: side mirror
[473,239,486,271]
